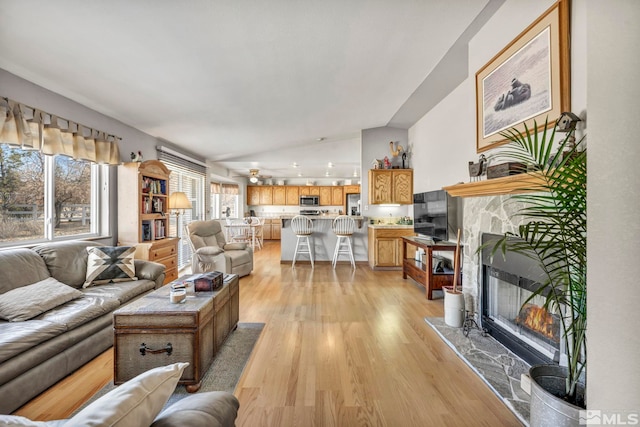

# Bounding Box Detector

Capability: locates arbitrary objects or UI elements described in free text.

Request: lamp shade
[168,192,192,210]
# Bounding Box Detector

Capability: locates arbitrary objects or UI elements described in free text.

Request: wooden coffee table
[113,273,239,392]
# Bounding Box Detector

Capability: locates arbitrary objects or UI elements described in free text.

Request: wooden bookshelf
[117,160,178,284]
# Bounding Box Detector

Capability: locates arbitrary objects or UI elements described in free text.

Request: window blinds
[156,147,206,269]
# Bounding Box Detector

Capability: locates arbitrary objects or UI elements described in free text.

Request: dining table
[224,222,261,251]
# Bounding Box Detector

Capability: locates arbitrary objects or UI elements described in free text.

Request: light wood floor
[15,241,521,426]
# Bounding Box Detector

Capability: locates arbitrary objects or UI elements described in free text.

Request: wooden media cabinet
[401,236,461,300]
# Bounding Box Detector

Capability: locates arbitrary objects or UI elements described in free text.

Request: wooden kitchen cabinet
[319,186,332,206]
[286,186,299,205]
[272,186,286,205]
[344,185,360,194]
[248,184,356,207]
[271,219,281,239]
[331,186,344,205]
[263,220,272,240]
[247,186,260,205]
[368,227,415,269]
[262,218,281,240]
[259,186,273,205]
[368,169,413,205]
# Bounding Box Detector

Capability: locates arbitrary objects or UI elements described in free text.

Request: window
[211,182,239,219]
[0,144,106,246]
[158,149,206,269]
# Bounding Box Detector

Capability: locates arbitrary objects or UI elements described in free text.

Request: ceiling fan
[247,168,271,183]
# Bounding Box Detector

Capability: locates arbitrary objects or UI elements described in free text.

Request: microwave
[299,195,319,207]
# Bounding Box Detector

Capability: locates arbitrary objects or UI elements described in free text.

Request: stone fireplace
[460,195,564,365]
[480,232,562,365]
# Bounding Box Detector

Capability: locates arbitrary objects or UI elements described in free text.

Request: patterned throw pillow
[84,246,138,287]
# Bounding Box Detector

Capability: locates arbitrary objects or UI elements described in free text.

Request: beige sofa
[186,220,254,277]
[0,240,165,414]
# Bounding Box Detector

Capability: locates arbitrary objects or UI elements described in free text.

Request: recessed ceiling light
[325,171,330,177]
[353,170,358,177]
[327,162,334,168]
[317,137,325,142]
[297,172,303,177]
[292,162,299,168]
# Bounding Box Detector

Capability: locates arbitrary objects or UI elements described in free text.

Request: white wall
[406,0,640,410]
[361,126,412,219]
[587,0,640,411]
[409,0,559,192]
[408,79,475,192]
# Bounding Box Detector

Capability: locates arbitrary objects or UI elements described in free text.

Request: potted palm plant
[484,116,586,426]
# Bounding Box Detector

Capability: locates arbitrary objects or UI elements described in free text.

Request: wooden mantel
[443,172,546,198]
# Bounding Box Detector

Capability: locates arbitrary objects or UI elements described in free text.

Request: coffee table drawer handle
[139,342,173,356]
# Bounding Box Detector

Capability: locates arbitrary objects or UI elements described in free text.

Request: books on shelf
[141,195,165,214]
[142,221,152,241]
[141,219,165,240]
[154,219,165,239]
[141,176,167,195]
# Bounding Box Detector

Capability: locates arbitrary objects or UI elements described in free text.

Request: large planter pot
[443,288,465,327]
[529,364,586,427]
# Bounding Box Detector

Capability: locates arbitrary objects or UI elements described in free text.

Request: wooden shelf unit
[117,160,179,284]
[443,172,545,198]
[401,236,461,300]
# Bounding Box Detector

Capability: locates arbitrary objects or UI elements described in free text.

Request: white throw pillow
[65,362,188,427]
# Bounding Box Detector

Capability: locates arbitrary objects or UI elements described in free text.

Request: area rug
[424,317,530,426]
[74,322,264,414]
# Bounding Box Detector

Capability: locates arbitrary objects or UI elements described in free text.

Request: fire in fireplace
[516,303,560,345]
[480,233,564,366]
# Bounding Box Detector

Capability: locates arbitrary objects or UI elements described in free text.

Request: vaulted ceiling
[0,0,497,179]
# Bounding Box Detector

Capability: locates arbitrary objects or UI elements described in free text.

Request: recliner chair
[185,220,253,277]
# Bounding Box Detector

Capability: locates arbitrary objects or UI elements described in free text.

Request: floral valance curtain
[221,183,239,195]
[210,182,221,194]
[0,97,121,165]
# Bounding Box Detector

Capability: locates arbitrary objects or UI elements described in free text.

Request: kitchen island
[280,215,368,264]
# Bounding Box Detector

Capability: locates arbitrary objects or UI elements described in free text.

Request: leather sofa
[0,240,165,414]
[1,363,239,426]
[186,220,253,277]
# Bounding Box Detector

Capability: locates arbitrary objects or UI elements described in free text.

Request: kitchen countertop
[275,214,366,220]
[367,224,413,229]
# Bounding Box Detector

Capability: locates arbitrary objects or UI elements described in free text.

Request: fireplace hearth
[480,233,563,366]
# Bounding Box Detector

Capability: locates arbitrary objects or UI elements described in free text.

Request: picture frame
[475,0,570,153]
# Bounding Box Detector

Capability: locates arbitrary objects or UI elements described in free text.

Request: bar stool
[331,215,355,268]
[291,215,314,268]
